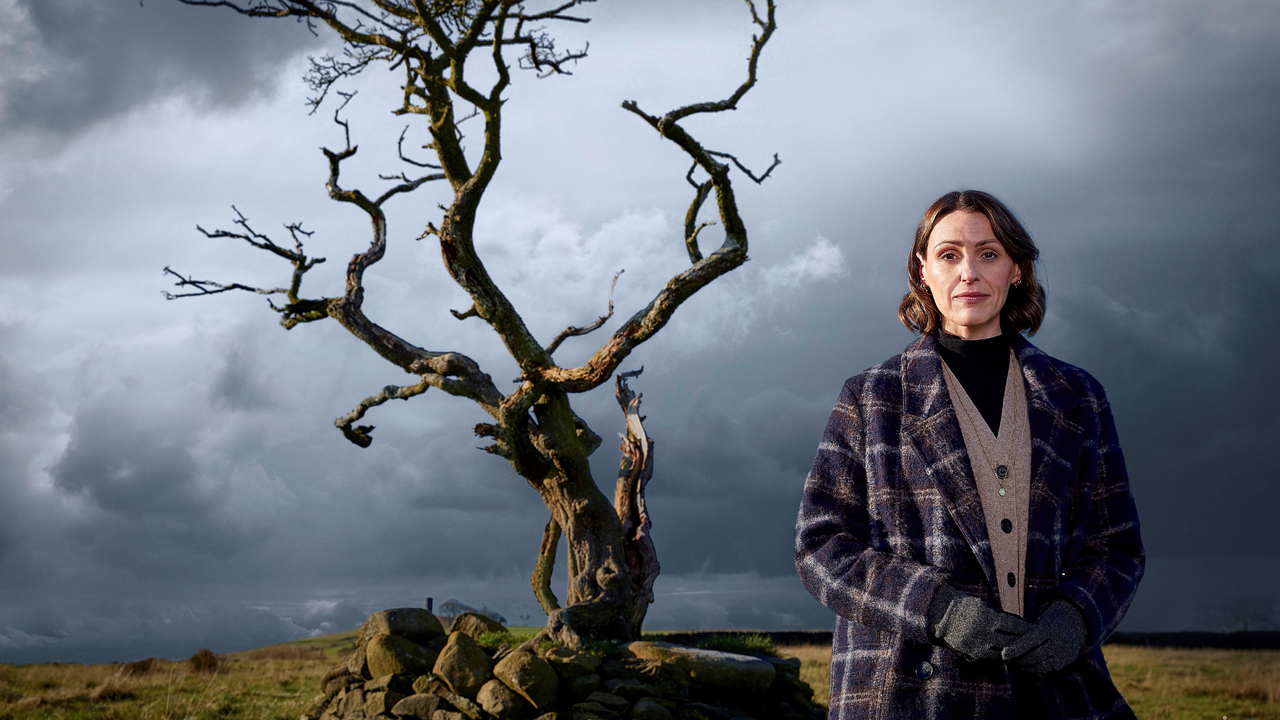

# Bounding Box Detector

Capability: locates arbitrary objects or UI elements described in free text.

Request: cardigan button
[916,660,934,679]
[1007,572,1017,587]
[1001,518,1013,533]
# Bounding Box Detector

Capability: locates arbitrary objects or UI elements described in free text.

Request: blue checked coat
[795,333,1143,720]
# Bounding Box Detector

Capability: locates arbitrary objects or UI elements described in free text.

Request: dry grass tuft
[777,644,832,709]
[244,645,325,662]
[88,679,134,701]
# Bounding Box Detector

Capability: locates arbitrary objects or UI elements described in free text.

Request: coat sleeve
[795,378,947,646]
[1052,390,1145,649]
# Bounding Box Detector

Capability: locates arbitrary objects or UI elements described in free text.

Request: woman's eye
[982,251,998,260]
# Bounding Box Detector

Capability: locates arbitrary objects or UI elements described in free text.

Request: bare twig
[395,125,443,169]
[707,150,781,184]
[683,164,716,264]
[162,267,285,300]
[165,208,329,328]
[546,270,622,356]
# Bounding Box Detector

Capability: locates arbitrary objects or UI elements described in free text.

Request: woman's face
[917,211,1022,340]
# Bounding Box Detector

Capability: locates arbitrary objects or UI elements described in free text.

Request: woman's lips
[955,293,988,303]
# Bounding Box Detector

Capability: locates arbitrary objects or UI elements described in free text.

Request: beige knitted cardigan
[941,351,1033,617]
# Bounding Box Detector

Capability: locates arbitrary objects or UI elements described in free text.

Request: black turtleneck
[936,328,1013,436]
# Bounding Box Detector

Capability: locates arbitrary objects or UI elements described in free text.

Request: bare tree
[164,0,778,647]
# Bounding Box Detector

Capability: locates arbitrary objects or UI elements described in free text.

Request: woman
[795,190,1143,719]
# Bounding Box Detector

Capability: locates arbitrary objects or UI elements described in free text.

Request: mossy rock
[450,612,506,640]
[621,641,775,694]
[390,692,443,719]
[433,632,494,698]
[494,650,559,711]
[365,634,440,678]
[360,608,446,646]
[478,678,533,720]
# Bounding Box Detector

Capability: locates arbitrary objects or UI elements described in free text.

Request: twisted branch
[532,517,563,614]
[683,163,716,264]
[335,377,433,448]
[535,0,778,393]
[657,0,775,125]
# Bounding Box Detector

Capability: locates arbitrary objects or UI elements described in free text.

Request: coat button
[1001,518,1013,533]
[916,660,934,679]
[1007,572,1017,587]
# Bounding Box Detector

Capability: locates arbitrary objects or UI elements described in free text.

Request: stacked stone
[306,609,826,720]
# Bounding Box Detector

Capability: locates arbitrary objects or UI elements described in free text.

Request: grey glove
[927,583,1032,662]
[1001,599,1087,673]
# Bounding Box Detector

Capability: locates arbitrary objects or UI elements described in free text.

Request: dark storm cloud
[1089,4,1280,193]
[3,0,1280,663]
[45,392,283,580]
[52,398,205,516]
[1036,231,1280,560]
[2,0,324,136]
[638,385,833,578]
[211,346,274,410]
[0,596,314,664]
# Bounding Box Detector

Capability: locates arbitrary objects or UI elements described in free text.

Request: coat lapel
[1013,336,1085,595]
[900,335,999,591]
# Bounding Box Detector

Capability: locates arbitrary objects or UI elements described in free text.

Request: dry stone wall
[306,608,826,720]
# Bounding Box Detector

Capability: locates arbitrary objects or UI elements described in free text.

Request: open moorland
[1,630,1278,719]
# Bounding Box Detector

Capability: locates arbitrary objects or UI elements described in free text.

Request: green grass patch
[475,631,514,649]
[474,627,541,651]
[585,639,622,658]
[691,633,777,657]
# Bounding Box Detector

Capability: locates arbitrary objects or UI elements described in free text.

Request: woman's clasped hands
[927,583,1087,673]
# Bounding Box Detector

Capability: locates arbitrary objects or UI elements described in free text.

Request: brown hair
[898,190,1046,336]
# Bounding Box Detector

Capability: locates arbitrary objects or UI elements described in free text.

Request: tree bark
[614,370,659,639]
[531,391,634,646]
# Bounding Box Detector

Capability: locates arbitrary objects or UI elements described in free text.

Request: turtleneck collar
[935,326,1013,367]
[933,325,1016,435]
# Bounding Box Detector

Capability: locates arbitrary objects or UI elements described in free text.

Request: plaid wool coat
[795,333,1144,720]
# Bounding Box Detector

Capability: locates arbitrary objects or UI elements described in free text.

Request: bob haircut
[899,190,1046,336]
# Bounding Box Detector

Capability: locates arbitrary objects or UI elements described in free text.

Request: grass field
[0,631,358,720]
[778,643,1280,720]
[2,634,1278,719]
[1105,645,1280,720]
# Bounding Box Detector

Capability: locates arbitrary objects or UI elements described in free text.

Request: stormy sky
[1,0,1278,664]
